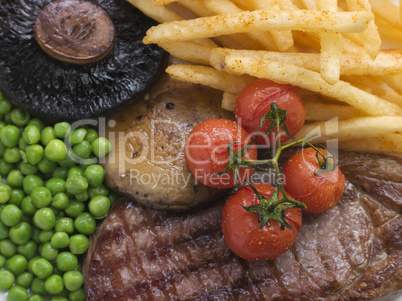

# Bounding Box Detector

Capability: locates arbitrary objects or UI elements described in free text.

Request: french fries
[143,10,373,44]
[292,116,402,143]
[165,64,254,94]
[318,0,341,84]
[158,41,212,65]
[210,48,402,76]
[222,55,402,116]
[128,0,402,155]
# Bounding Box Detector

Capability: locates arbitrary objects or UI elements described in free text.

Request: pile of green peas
[0,93,118,301]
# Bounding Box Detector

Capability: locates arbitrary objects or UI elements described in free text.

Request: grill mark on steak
[84,152,402,300]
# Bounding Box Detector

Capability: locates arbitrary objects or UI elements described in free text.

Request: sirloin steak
[84,152,402,300]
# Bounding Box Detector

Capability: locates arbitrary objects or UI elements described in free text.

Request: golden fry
[292,116,402,143]
[209,48,402,76]
[158,41,212,65]
[126,0,182,23]
[165,64,255,94]
[152,0,177,6]
[221,92,238,111]
[339,134,402,154]
[223,55,402,116]
[143,10,373,44]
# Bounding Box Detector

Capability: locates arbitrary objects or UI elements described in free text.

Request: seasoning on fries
[128,0,402,156]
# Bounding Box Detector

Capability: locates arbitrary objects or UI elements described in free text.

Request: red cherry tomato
[185,119,257,189]
[235,79,306,146]
[283,148,345,214]
[222,183,302,261]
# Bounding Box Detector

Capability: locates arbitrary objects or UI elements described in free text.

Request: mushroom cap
[0,0,166,122]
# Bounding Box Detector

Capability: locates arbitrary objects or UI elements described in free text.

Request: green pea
[66,175,88,195]
[0,254,5,268]
[0,220,9,240]
[17,241,37,260]
[108,192,120,206]
[57,153,76,168]
[10,189,25,206]
[1,125,20,147]
[7,285,29,301]
[63,270,84,292]
[32,258,53,280]
[1,204,22,226]
[69,128,87,145]
[54,122,71,139]
[52,167,69,180]
[0,239,17,257]
[72,140,91,159]
[51,232,70,249]
[41,127,56,146]
[84,164,105,187]
[45,178,66,196]
[6,254,27,276]
[27,119,45,132]
[55,217,74,234]
[4,147,21,163]
[21,197,36,216]
[27,256,40,273]
[56,252,78,272]
[31,277,46,295]
[0,269,15,291]
[84,128,98,144]
[69,234,89,255]
[0,95,11,114]
[74,212,96,235]
[38,230,54,244]
[25,144,44,165]
[67,167,84,178]
[22,125,41,145]
[88,184,109,199]
[74,191,88,202]
[16,272,34,288]
[66,201,85,218]
[40,242,58,261]
[37,157,57,174]
[22,175,44,195]
[88,195,110,218]
[9,222,32,245]
[7,170,24,188]
[51,192,69,210]
[31,186,52,208]
[0,182,12,203]
[19,162,38,175]
[0,159,15,176]
[28,295,45,301]
[91,137,112,158]
[10,108,30,126]
[45,139,67,162]
[69,287,86,301]
[33,208,56,231]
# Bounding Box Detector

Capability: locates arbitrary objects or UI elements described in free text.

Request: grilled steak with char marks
[84,152,402,300]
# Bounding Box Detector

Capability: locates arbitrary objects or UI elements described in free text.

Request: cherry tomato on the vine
[235,79,306,146]
[185,119,257,189]
[283,147,345,214]
[222,183,302,261]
